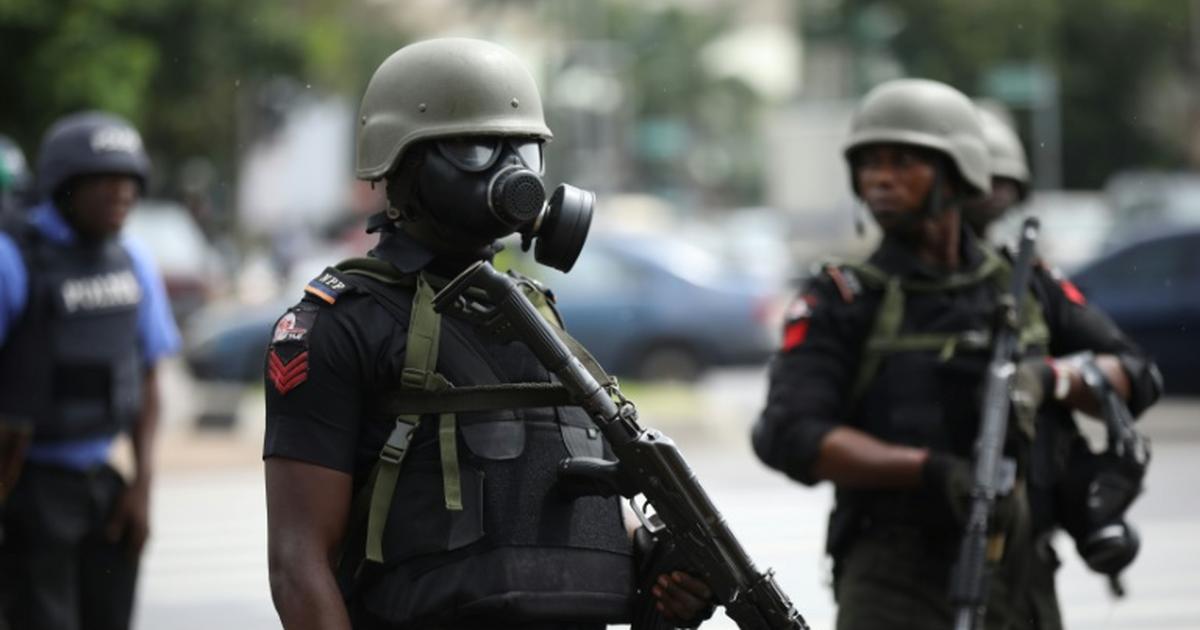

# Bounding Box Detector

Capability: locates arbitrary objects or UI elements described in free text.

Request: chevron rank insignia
[267,305,318,395]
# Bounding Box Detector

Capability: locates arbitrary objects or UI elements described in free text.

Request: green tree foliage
[809,0,1195,188]
[540,1,769,205]
[0,0,398,197]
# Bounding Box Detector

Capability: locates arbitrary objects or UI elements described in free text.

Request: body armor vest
[330,263,632,627]
[0,224,142,441]
[824,249,1050,555]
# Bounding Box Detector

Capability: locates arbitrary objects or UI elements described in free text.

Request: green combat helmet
[844,78,991,199]
[978,108,1030,200]
[356,37,553,181]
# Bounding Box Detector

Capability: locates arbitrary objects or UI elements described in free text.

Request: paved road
[135,367,1200,629]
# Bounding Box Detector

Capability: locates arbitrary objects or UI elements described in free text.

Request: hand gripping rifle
[949,217,1041,630]
[434,261,810,630]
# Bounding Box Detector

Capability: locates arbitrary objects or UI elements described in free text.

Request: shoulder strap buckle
[379,417,420,465]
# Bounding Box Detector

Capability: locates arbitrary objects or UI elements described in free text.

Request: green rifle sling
[842,247,1049,420]
[350,265,618,565]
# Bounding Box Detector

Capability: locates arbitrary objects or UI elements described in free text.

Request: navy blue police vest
[0,223,142,442]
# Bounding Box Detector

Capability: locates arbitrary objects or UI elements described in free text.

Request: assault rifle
[434,260,810,630]
[949,216,1041,630]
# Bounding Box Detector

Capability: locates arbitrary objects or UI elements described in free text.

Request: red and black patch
[781,293,817,351]
[1059,278,1087,306]
[1044,264,1087,306]
[267,305,318,395]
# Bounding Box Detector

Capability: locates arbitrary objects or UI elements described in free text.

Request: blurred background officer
[263,38,711,630]
[0,111,181,630]
[964,108,1031,239]
[0,135,31,218]
[751,79,1162,630]
[963,107,1160,629]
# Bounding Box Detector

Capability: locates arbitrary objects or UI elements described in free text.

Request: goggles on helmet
[436,137,543,174]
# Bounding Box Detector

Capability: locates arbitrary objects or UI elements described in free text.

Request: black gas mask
[412,136,594,272]
[1056,354,1151,597]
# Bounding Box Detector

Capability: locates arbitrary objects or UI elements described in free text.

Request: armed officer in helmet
[0,112,181,630]
[751,79,1162,629]
[965,108,1161,629]
[263,38,713,630]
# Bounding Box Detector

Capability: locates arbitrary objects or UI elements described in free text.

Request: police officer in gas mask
[263,38,713,630]
[0,111,181,630]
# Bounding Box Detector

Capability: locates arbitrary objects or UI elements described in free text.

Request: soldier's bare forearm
[132,365,160,487]
[269,560,351,630]
[812,425,927,489]
[265,458,353,630]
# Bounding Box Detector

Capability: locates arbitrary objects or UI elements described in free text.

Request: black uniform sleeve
[752,274,868,485]
[1034,264,1164,416]
[263,298,377,473]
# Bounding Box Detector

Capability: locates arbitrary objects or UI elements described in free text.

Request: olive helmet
[356,38,553,181]
[844,78,991,198]
[977,107,1030,198]
[35,111,150,201]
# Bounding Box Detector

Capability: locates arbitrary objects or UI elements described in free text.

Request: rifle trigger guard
[629,497,666,534]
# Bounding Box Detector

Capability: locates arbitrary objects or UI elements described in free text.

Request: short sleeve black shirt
[263,288,410,485]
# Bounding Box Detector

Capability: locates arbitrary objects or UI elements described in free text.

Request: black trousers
[0,463,139,630]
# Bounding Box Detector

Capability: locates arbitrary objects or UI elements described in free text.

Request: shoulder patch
[303,268,351,304]
[1058,277,1087,306]
[267,304,318,395]
[781,293,817,351]
[271,305,317,345]
[1041,264,1087,306]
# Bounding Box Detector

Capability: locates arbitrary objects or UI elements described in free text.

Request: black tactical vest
[339,270,633,627]
[824,251,1051,554]
[0,224,142,441]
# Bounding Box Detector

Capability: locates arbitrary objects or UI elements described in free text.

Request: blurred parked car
[184,299,289,384]
[989,192,1113,273]
[185,233,782,387]
[1070,228,1200,396]
[1106,171,1200,233]
[124,199,224,323]
[536,234,783,381]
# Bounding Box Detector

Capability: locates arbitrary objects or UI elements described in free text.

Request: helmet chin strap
[384,152,423,224]
[920,163,949,220]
